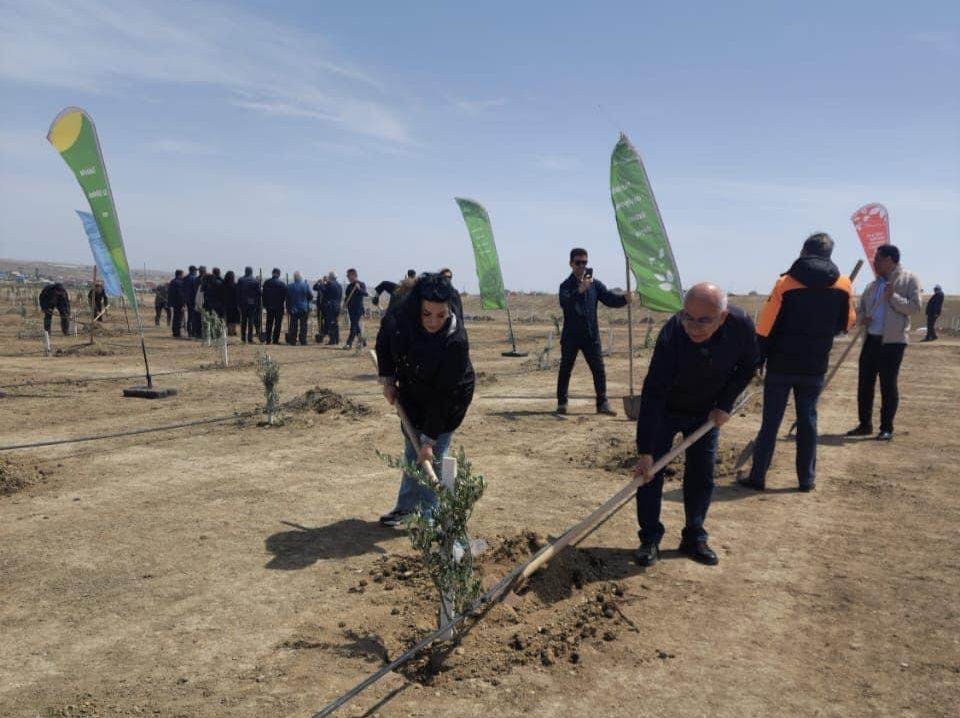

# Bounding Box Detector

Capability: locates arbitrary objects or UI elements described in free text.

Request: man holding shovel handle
[632,283,759,567]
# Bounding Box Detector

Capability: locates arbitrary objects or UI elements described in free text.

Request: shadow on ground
[265,518,394,569]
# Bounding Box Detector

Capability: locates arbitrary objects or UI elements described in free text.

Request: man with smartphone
[557,247,632,415]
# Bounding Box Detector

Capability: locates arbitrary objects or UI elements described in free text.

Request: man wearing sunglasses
[557,247,632,416]
[633,283,758,567]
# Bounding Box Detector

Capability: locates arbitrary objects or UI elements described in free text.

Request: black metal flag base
[501,350,528,357]
[123,385,178,399]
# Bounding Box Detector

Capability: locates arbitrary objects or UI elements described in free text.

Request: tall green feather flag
[610,133,683,313]
[454,198,507,310]
[47,107,138,312]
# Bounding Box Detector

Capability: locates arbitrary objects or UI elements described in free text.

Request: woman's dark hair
[876,244,900,264]
[224,270,235,284]
[802,232,833,258]
[399,273,456,329]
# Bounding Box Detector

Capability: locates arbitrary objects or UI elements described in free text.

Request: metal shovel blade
[622,395,642,421]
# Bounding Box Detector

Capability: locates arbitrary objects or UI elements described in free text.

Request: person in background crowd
[39,282,71,335]
[437,267,464,322]
[846,245,922,441]
[321,270,343,345]
[168,269,186,338]
[203,267,225,319]
[285,271,314,346]
[923,285,944,342]
[262,268,287,344]
[557,247,631,416]
[153,281,169,327]
[237,267,262,344]
[633,283,758,567]
[88,280,108,321]
[343,268,368,349]
[184,265,201,338]
[313,275,328,342]
[221,270,240,336]
[375,273,475,527]
[738,232,856,493]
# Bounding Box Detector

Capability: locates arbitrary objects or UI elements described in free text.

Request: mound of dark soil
[285,387,371,418]
[0,456,46,495]
[54,343,118,357]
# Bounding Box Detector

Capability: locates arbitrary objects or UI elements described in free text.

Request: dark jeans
[346,312,363,347]
[636,413,718,544]
[288,310,308,345]
[857,334,906,433]
[171,305,184,337]
[324,304,340,344]
[925,315,939,340]
[557,334,606,407]
[187,308,201,337]
[240,305,258,343]
[264,308,284,344]
[43,310,70,336]
[748,371,825,488]
[155,302,170,326]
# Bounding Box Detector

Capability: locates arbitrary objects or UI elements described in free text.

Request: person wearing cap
[846,245,921,441]
[737,233,856,493]
[632,283,758,567]
[923,285,944,341]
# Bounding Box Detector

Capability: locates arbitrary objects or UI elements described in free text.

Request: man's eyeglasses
[679,311,720,326]
[573,260,588,266]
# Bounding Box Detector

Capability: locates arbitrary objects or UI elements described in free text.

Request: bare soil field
[1,290,958,718]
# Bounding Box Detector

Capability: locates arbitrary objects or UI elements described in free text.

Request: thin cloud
[0,0,411,143]
[452,98,508,116]
[536,154,580,171]
[147,139,220,156]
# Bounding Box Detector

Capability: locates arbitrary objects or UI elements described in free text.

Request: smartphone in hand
[584,267,593,279]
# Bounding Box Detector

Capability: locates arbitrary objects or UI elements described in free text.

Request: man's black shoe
[556,404,568,415]
[798,484,815,492]
[634,542,659,567]
[736,475,764,491]
[678,540,719,566]
[876,431,893,441]
[597,401,617,416]
[845,425,873,437]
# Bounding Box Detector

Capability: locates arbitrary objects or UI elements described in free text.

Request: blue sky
[1,0,957,293]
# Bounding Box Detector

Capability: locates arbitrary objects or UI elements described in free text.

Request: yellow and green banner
[47,107,138,311]
[610,133,683,313]
[454,197,507,310]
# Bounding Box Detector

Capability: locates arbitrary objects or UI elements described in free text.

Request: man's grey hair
[327,270,337,280]
[684,282,728,311]
[293,271,302,281]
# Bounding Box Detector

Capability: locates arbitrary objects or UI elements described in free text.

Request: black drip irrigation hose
[0,410,257,452]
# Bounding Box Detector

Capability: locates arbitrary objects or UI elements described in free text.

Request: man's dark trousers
[857,334,906,433]
[265,308,284,344]
[925,315,939,340]
[324,305,340,344]
[188,308,201,338]
[171,305,184,337]
[289,310,308,345]
[346,311,363,347]
[557,332,606,408]
[241,306,258,343]
[43,311,69,336]
[748,372,824,489]
[636,414,718,544]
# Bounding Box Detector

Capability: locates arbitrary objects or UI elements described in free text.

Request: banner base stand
[123,385,178,399]
[501,351,528,358]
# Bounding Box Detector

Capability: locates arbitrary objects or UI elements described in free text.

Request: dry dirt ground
[1,291,958,718]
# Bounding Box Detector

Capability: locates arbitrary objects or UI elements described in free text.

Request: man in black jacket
[343,268,368,348]
[738,233,855,492]
[557,248,631,416]
[183,265,201,338]
[262,268,286,344]
[923,285,944,341]
[203,267,225,318]
[322,271,343,345]
[39,283,71,335]
[168,269,186,337]
[237,267,262,344]
[633,283,758,567]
